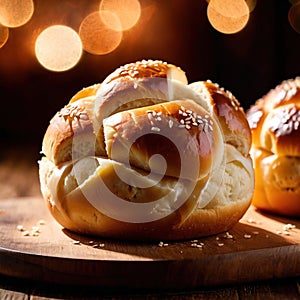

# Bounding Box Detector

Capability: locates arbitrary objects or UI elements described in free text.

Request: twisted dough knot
[39,60,254,240]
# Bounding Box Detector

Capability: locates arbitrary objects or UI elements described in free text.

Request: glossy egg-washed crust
[247,77,300,216]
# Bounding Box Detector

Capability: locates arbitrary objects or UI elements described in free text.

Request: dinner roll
[39,59,254,240]
[247,77,300,216]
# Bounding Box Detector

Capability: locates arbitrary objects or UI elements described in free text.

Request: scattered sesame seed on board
[243,234,252,239]
[17,225,24,231]
[158,241,168,247]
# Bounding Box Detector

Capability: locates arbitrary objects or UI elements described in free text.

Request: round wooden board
[0,197,299,290]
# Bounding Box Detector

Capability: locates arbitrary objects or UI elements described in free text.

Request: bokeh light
[79,11,123,55]
[288,1,300,34]
[0,0,34,28]
[289,0,300,4]
[0,24,8,48]
[99,0,141,31]
[207,0,250,34]
[35,25,82,72]
[245,0,257,13]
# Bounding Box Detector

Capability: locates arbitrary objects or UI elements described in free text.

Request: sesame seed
[38,220,46,225]
[151,126,160,132]
[247,218,256,224]
[31,226,40,233]
[17,225,24,231]
[158,241,168,247]
[243,234,252,239]
[224,232,234,239]
[283,223,296,231]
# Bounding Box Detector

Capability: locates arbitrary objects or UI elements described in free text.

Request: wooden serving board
[0,197,299,291]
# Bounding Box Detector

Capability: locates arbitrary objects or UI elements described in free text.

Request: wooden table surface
[0,143,299,300]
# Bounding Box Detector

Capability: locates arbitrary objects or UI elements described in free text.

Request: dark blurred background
[0,0,299,148]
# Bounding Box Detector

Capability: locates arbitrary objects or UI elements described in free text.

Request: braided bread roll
[247,77,300,217]
[39,60,254,240]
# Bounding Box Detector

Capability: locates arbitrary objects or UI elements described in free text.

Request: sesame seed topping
[269,104,300,137]
[104,60,180,84]
[58,103,87,123]
[177,105,214,132]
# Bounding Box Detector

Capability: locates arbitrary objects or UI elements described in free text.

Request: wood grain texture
[0,197,299,291]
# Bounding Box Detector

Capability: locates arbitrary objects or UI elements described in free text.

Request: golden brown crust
[42,97,106,165]
[189,81,252,156]
[43,192,250,241]
[247,77,300,217]
[103,100,224,181]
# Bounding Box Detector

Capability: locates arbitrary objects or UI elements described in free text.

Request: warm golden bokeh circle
[288,2,300,34]
[79,11,123,55]
[0,24,8,48]
[0,0,34,28]
[99,0,141,31]
[207,0,250,34]
[35,25,82,72]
